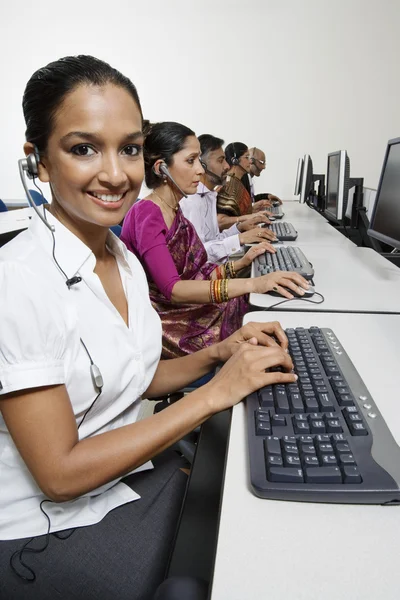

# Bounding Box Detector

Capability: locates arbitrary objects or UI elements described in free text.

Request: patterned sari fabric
[216,172,252,217]
[149,209,248,359]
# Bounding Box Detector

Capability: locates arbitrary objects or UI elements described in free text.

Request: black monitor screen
[369,141,400,249]
[326,154,340,217]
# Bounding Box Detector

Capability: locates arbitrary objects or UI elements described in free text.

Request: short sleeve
[121,201,181,300]
[0,262,69,395]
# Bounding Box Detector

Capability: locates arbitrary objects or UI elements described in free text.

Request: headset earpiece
[159,162,170,179]
[231,142,239,166]
[25,152,39,180]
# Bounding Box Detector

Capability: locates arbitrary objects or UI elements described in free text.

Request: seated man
[180,135,276,263]
[247,147,282,205]
[216,141,273,230]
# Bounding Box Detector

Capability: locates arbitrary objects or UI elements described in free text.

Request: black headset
[152,160,188,198]
[230,142,239,166]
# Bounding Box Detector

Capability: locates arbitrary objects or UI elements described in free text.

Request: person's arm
[145,320,290,397]
[0,340,295,503]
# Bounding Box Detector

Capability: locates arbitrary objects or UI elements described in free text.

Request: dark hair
[144,121,195,189]
[225,142,248,166]
[23,55,143,153]
[198,134,224,157]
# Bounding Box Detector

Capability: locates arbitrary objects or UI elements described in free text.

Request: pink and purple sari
[121,200,248,359]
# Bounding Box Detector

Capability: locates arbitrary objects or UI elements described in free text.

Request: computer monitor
[325,150,363,226]
[299,154,325,208]
[368,137,400,251]
[299,155,312,204]
[294,158,303,196]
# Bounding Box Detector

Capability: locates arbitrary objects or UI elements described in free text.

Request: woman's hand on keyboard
[215,320,289,362]
[208,343,297,410]
[236,242,275,270]
[251,271,309,299]
[239,227,277,245]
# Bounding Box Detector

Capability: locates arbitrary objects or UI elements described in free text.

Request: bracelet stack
[209,279,229,303]
[215,261,236,280]
[225,260,237,279]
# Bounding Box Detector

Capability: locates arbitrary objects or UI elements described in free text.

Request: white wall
[0,0,399,201]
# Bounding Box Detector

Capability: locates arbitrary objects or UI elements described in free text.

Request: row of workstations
[172,198,400,599]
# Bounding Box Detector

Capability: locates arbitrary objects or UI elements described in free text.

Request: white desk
[280,200,328,223]
[0,207,33,235]
[211,312,400,600]
[249,245,400,314]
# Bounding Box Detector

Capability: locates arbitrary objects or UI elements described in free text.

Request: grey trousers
[0,448,188,600]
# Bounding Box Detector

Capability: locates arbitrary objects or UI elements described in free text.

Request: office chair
[28,189,48,206]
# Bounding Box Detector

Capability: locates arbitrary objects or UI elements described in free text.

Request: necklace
[152,190,179,213]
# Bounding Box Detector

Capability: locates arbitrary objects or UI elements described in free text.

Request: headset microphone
[159,162,188,198]
[200,160,224,187]
[19,155,55,232]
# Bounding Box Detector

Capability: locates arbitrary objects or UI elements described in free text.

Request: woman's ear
[23,142,50,183]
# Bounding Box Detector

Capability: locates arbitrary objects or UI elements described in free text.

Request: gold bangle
[209,280,215,303]
[221,278,229,302]
[229,260,236,278]
[215,279,222,303]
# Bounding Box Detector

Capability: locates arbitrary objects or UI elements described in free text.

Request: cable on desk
[261,291,325,311]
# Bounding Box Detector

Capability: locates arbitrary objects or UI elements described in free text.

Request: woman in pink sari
[121,122,309,358]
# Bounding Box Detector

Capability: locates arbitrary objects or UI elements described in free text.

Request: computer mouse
[268,286,315,298]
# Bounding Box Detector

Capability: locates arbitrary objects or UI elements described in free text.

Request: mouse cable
[259,291,325,311]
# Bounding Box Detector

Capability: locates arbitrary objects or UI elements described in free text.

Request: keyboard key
[257,413,271,422]
[293,421,309,434]
[256,421,271,435]
[267,455,283,467]
[318,443,334,453]
[264,436,281,455]
[337,394,355,407]
[322,455,338,466]
[310,420,326,434]
[259,387,274,408]
[318,393,335,412]
[304,456,319,467]
[338,454,356,465]
[272,415,286,427]
[285,455,301,467]
[275,388,290,413]
[342,466,362,483]
[290,393,305,413]
[305,466,342,484]
[326,419,343,433]
[316,435,331,443]
[349,422,368,436]
[305,396,319,411]
[268,467,304,483]
[301,444,316,455]
[283,443,298,455]
[335,442,351,453]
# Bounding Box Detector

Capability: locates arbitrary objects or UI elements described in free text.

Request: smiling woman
[0,55,299,600]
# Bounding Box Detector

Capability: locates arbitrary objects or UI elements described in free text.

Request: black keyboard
[269,222,298,241]
[254,246,314,280]
[246,327,400,504]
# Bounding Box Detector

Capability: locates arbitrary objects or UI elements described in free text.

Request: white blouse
[0,210,162,540]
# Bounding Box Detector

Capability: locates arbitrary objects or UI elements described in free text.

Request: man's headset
[18,146,103,430]
[153,161,188,198]
[199,156,224,187]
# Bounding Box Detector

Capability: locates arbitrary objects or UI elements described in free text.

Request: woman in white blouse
[0,55,297,600]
